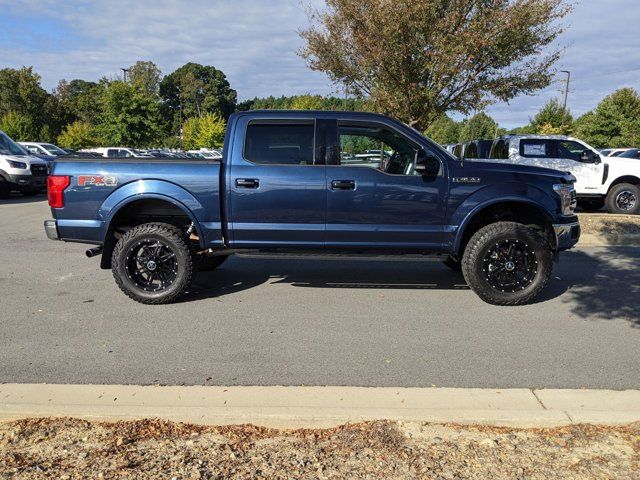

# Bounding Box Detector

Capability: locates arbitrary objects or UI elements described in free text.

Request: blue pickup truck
[44,111,579,305]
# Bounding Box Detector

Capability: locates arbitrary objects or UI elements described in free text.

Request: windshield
[0,132,28,156]
[618,149,639,159]
[42,143,68,155]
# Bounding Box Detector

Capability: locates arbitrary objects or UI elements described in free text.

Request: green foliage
[459,112,498,143]
[425,115,461,144]
[98,81,162,147]
[0,111,35,141]
[300,0,571,130]
[160,63,237,134]
[573,88,640,148]
[530,99,573,134]
[0,67,51,139]
[55,79,102,124]
[246,94,371,112]
[182,114,226,150]
[128,60,162,95]
[57,121,102,150]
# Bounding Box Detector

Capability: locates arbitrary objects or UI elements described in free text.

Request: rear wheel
[606,183,640,214]
[112,223,194,304]
[461,222,553,306]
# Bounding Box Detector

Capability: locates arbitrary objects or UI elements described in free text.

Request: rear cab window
[244,121,315,165]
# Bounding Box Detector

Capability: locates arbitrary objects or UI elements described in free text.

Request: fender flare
[451,189,556,255]
[99,179,207,248]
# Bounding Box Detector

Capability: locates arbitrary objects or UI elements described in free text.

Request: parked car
[616,148,640,160]
[486,135,640,214]
[0,131,49,198]
[44,111,579,306]
[18,142,58,166]
[605,148,634,157]
[463,140,493,160]
[83,147,153,158]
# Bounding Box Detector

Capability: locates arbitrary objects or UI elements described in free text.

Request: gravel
[578,213,640,235]
[1,417,638,479]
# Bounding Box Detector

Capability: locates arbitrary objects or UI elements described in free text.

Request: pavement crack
[530,389,547,410]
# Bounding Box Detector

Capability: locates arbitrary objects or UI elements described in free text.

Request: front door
[325,121,448,249]
[228,118,327,248]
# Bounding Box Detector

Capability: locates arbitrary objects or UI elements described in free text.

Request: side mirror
[580,150,600,164]
[415,149,440,177]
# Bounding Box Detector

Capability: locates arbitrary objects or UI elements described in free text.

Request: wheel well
[456,202,554,257]
[609,176,640,190]
[100,198,193,269]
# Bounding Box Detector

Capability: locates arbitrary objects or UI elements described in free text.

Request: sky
[0,0,639,129]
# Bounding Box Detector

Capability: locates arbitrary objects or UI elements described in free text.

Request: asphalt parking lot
[1,196,639,390]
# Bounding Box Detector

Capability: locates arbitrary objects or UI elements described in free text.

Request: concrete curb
[1,384,639,429]
[578,233,640,246]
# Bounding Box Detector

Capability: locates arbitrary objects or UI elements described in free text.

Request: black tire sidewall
[462,222,553,305]
[112,224,193,304]
[607,184,640,214]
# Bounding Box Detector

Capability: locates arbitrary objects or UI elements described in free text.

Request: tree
[0,111,34,141]
[299,0,571,130]
[160,63,237,134]
[530,99,573,134]
[128,61,162,95]
[0,67,51,139]
[425,115,461,144]
[55,79,102,124]
[574,88,640,148]
[182,114,226,150]
[459,112,498,142]
[99,81,162,147]
[57,120,101,150]
[290,94,327,110]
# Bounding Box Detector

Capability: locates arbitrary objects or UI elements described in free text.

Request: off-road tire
[606,183,640,214]
[443,255,462,272]
[112,222,194,304]
[461,222,553,306]
[577,198,605,212]
[195,253,229,272]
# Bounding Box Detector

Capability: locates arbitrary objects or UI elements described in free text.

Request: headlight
[7,160,28,169]
[553,183,576,216]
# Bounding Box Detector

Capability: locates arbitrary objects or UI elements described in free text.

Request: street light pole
[560,70,571,110]
[120,68,129,82]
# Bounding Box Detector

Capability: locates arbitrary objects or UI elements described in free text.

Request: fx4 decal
[78,175,118,187]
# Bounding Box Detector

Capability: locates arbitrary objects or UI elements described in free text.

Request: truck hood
[1,154,47,165]
[465,158,575,183]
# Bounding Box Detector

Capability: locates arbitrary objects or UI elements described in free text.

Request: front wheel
[606,183,639,214]
[112,223,194,304]
[0,180,9,199]
[461,222,553,306]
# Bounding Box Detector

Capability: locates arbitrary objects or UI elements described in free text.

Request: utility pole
[120,68,129,82]
[343,83,348,111]
[560,70,571,110]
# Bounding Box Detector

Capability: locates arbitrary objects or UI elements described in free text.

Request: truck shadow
[187,247,640,327]
[0,192,47,205]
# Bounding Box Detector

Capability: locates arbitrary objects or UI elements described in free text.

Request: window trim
[519,139,551,158]
[241,119,319,166]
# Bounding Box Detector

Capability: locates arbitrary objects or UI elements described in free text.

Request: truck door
[325,120,448,249]
[228,118,327,248]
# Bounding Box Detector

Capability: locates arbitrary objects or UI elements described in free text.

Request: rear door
[325,120,448,249]
[228,117,328,248]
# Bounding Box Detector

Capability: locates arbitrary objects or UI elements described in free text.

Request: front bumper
[553,221,580,251]
[44,220,60,240]
[7,173,47,191]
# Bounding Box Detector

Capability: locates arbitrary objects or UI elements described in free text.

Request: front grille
[30,164,48,176]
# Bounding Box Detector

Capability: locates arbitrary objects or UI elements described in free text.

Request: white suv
[0,131,48,198]
[486,135,640,214]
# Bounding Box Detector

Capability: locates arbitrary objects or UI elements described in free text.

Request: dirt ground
[578,213,640,235]
[1,418,638,479]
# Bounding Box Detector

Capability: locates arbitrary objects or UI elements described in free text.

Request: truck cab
[44,111,580,306]
[488,135,640,214]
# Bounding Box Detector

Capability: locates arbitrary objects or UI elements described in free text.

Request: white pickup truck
[486,135,640,214]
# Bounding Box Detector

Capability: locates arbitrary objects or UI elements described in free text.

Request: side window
[106,149,119,158]
[489,140,508,159]
[520,139,551,158]
[338,123,420,175]
[554,140,586,162]
[244,122,315,165]
[464,143,477,159]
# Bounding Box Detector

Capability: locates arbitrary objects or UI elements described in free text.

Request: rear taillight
[47,175,70,208]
